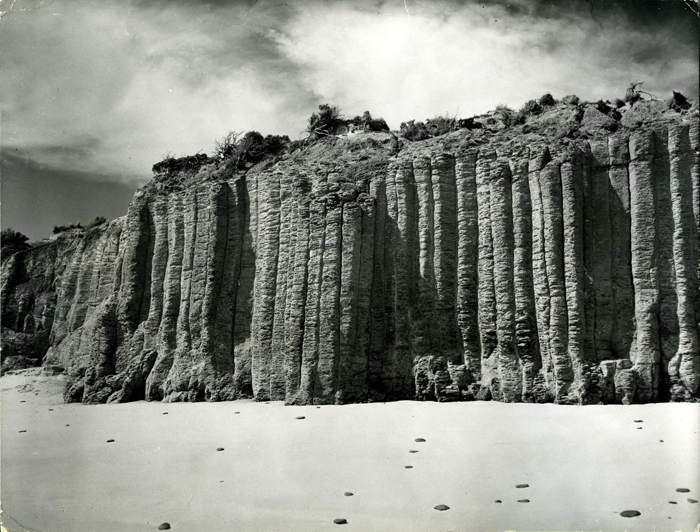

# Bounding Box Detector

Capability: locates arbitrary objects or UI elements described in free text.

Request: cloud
[0,0,697,186]
[273,0,698,127]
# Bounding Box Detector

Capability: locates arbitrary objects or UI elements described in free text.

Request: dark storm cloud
[1,148,139,241]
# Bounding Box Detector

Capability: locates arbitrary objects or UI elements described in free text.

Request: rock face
[2,100,699,404]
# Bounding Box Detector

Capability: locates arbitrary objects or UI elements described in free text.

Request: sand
[1,369,699,532]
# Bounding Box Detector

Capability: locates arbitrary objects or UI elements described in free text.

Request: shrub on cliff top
[348,111,390,132]
[214,130,290,170]
[152,153,210,176]
[520,99,542,116]
[668,91,691,112]
[53,222,83,234]
[562,94,580,106]
[400,115,460,141]
[1,228,30,259]
[538,93,557,107]
[307,104,345,138]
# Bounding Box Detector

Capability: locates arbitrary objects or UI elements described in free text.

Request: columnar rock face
[2,101,699,404]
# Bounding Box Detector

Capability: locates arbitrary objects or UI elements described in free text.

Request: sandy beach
[1,369,699,532]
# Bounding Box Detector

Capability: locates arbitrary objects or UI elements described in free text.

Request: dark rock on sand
[296,416,305,420]
[669,501,677,504]
[634,420,643,423]
[333,518,347,525]
[409,450,419,453]
[516,484,529,488]
[620,510,641,517]
[676,488,690,493]
[517,499,530,503]
[158,523,171,530]
[495,500,502,503]
[344,492,353,497]
[18,430,26,433]
[434,505,450,511]
[415,438,426,442]
[689,499,698,503]
[106,439,115,443]
[405,466,413,469]
[216,448,224,451]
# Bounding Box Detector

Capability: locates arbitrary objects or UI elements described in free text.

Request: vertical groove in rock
[654,125,680,402]
[541,161,572,401]
[300,171,328,404]
[561,149,587,399]
[270,171,293,400]
[489,158,521,402]
[284,171,310,402]
[148,193,184,400]
[589,141,614,362]
[608,135,635,361]
[251,170,281,401]
[352,192,376,401]
[528,147,552,396]
[140,198,169,354]
[510,151,540,401]
[314,184,342,404]
[431,154,460,367]
[117,192,152,335]
[335,200,362,403]
[165,188,198,399]
[207,182,243,400]
[456,151,481,382]
[231,173,256,398]
[412,157,436,398]
[367,173,387,400]
[393,161,417,397]
[379,162,399,398]
[477,150,498,370]
[668,124,700,399]
[629,130,660,402]
[689,119,700,292]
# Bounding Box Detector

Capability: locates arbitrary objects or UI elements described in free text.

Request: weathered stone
[2,103,698,405]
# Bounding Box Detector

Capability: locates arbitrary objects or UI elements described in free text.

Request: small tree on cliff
[306,104,344,138]
[1,228,30,260]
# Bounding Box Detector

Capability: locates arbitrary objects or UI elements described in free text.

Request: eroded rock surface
[2,101,699,404]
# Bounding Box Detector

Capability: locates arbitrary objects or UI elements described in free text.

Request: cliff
[2,99,699,405]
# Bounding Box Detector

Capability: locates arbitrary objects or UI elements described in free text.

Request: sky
[1,0,698,240]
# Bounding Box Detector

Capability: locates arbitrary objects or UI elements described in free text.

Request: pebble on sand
[66,424,70,427]
[163,412,168,415]
[633,420,643,423]
[106,439,115,443]
[409,450,419,453]
[434,505,450,511]
[620,510,641,518]
[495,500,502,503]
[689,499,698,503]
[234,412,240,414]
[344,492,353,496]
[517,499,530,503]
[415,438,426,442]
[669,501,677,504]
[296,416,305,420]
[216,448,224,451]
[676,488,690,493]
[333,518,347,525]
[660,440,664,442]
[158,523,171,530]
[20,400,25,403]
[18,430,27,433]
[516,484,529,488]
[405,466,413,469]
[48,408,53,411]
